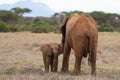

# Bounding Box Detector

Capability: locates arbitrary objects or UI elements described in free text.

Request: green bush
[8,23,33,32]
[32,26,49,33]
[98,24,115,32]
[0,21,9,32]
[0,19,60,33]
[117,27,120,32]
[8,24,19,32]
[32,19,60,33]
[32,25,60,33]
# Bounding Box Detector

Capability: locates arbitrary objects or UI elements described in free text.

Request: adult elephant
[61,13,98,75]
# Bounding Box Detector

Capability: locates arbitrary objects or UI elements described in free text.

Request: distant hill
[0,0,54,17]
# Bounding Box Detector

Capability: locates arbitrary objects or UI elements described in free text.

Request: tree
[11,7,32,16]
[89,11,106,24]
[0,21,9,32]
[0,10,18,23]
[51,12,66,24]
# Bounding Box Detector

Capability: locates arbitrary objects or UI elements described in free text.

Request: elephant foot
[60,70,69,73]
[61,68,68,72]
[60,70,70,75]
[45,69,49,73]
[72,68,82,75]
[91,72,96,76]
[72,71,81,75]
[60,68,69,75]
[53,70,57,72]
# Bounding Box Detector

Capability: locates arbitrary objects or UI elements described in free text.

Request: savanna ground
[0,32,120,80]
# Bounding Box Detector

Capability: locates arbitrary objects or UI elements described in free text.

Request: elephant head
[40,44,52,56]
[50,43,63,55]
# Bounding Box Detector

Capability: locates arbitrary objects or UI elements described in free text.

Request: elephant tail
[88,37,92,66]
[83,38,89,57]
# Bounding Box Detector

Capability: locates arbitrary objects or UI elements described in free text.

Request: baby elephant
[40,43,63,72]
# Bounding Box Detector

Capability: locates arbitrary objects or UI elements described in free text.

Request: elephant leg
[53,55,58,72]
[73,53,82,74]
[91,51,97,75]
[42,54,46,71]
[61,43,71,72]
[45,56,50,72]
[51,57,53,72]
[91,41,97,76]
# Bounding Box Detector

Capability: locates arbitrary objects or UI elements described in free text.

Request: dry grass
[0,32,120,80]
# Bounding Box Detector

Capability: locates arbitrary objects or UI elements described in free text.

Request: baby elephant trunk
[52,51,58,72]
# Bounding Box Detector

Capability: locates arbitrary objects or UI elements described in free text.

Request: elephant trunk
[53,55,58,72]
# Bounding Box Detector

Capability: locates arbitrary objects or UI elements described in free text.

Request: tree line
[0,7,120,32]
[0,7,60,32]
[53,11,120,32]
[0,7,31,23]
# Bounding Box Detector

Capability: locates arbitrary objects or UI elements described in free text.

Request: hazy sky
[0,0,120,14]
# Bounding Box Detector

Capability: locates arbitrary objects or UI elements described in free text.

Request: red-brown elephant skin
[61,13,98,75]
[40,43,63,72]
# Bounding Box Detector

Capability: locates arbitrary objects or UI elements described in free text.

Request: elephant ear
[58,44,64,55]
[46,44,52,56]
[60,16,68,47]
[40,44,52,56]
